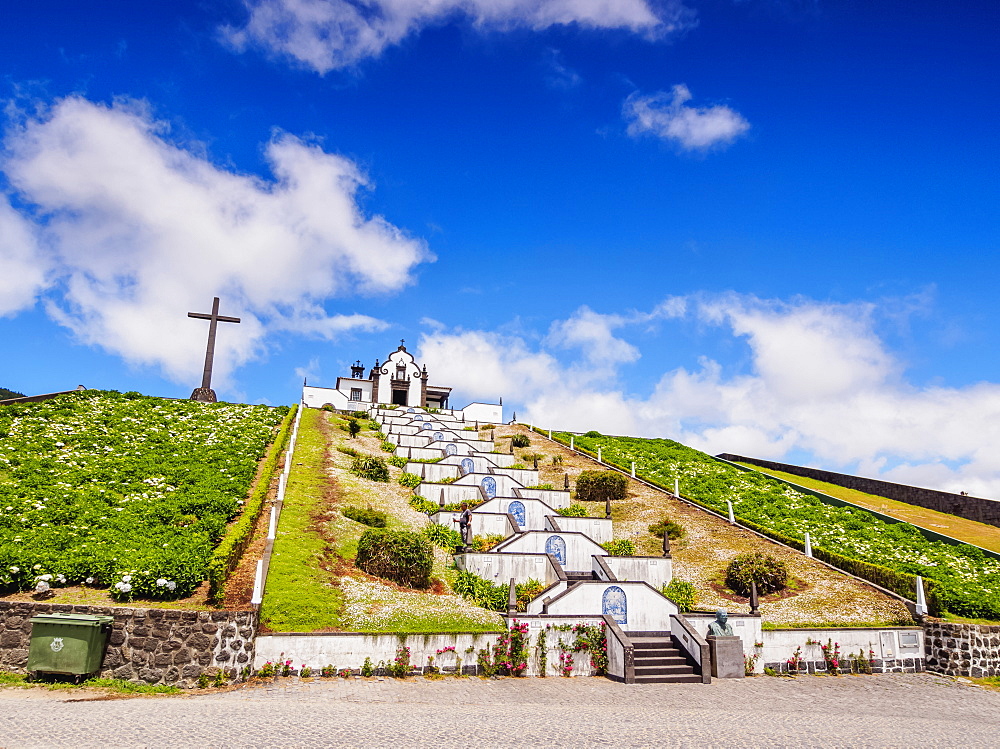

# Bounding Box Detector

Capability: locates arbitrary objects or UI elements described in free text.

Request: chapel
[300,341,500,420]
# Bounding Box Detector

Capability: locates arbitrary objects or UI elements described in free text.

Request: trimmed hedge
[576,470,628,503]
[207,404,297,602]
[342,505,387,528]
[355,529,433,589]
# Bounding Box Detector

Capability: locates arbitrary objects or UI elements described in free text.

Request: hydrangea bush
[0,390,286,600]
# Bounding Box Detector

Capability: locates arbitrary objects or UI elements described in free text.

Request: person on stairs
[453,502,472,550]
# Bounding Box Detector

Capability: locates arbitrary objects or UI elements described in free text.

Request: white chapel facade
[301,341,502,422]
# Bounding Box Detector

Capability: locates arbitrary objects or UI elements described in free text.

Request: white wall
[491,467,542,485]
[415,482,483,504]
[546,515,613,544]
[405,462,460,482]
[429,511,515,538]
[514,488,571,508]
[302,386,350,410]
[754,626,925,674]
[453,473,523,497]
[463,402,503,424]
[493,531,606,570]
[603,556,672,589]
[454,552,560,586]
[477,497,558,532]
[536,582,678,631]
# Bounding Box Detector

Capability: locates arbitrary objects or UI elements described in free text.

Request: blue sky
[1,0,998,494]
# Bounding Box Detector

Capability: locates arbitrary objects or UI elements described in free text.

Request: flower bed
[0,390,287,600]
[553,431,1000,619]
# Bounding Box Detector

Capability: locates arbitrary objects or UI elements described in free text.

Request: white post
[804,532,813,557]
[915,575,928,616]
[597,447,602,463]
[250,560,264,605]
[548,429,552,440]
[570,436,575,450]
[631,461,636,478]
[268,506,277,540]
[727,500,735,524]
[277,473,286,501]
[674,478,679,497]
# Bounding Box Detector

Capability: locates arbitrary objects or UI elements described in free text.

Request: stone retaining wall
[0,601,257,687]
[924,621,1000,677]
[718,453,1000,528]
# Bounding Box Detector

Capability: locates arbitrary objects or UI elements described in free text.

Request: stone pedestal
[190,387,218,403]
[708,636,744,679]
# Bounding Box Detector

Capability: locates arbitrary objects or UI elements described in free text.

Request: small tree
[725,553,788,597]
[346,419,362,438]
[575,470,628,503]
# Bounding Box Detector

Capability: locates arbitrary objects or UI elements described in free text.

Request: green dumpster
[27,613,115,677]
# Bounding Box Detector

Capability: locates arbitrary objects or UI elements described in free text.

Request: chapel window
[349,388,363,401]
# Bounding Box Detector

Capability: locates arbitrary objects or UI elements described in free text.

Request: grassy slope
[260,407,344,632]
[740,463,1000,554]
[260,410,503,634]
[499,425,912,627]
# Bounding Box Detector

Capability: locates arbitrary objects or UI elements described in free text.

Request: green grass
[0,672,180,694]
[939,611,1000,626]
[260,407,344,632]
[740,463,1000,554]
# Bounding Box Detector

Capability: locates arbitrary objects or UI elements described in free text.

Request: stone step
[633,673,704,684]
[634,655,689,667]
[634,663,699,676]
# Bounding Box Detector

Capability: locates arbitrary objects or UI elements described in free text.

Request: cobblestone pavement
[2,673,998,748]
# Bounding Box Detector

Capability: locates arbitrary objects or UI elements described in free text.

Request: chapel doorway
[392,389,408,406]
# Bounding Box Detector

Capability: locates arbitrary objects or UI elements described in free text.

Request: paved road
[2,672,997,748]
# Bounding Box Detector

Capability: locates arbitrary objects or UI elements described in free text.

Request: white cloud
[0,194,48,317]
[624,84,750,151]
[1,95,430,386]
[420,295,1000,497]
[545,305,638,368]
[223,0,693,73]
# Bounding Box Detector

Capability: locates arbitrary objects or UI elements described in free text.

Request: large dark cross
[188,297,240,403]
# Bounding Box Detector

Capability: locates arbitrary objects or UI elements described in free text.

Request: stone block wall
[924,621,1000,677]
[0,601,257,687]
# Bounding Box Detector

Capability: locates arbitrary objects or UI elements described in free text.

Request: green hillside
[0,390,287,601]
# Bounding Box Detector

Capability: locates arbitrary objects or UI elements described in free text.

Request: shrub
[355,529,433,588]
[346,419,362,438]
[515,579,545,611]
[398,472,421,488]
[663,579,696,612]
[575,470,628,503]
[600,539,636,556]
[322,404,335,412]
[521,452,545,464]
[453,570,507,611]
[337,445,360,457]
[409,495,438,514]
[350,455,390,482]
[471,534,506,552]
[388,455,408,468]
[510,434,531,448]
[725,553,788,597]
[584,431,602,438]
[648,518,685,540]
[380,441,396,452]
[524,483,553,490]
[350,410,368,420]
[556,504,588,517]
[342,505,387,528]
[510,463,526,470]
[424,523,463,552]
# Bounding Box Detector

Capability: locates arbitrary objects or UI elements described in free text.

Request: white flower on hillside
[156,578,167,587]
[35,580,50,593]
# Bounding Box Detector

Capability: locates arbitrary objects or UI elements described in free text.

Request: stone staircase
[564,571,594,586]
[630,632,703,684]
